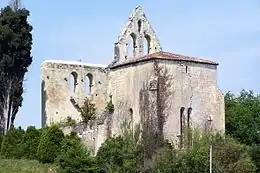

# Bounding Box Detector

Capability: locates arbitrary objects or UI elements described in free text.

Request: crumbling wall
[41,60,108,127]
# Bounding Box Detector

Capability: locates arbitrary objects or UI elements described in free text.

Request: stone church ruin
[41,6,225,154]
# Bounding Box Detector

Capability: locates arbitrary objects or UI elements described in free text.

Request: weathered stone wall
[107,61,156,136]
[156,60,225,144]
[41,60,108,127]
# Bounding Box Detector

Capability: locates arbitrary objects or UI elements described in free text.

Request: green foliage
[225,90,260,145]
[96,120,139,173]
[153,132,256,173]
[20,126,41,160]
[56,132,99,173]
[105,94,114,113]
[57,116,77,128]
[37,125,64,163]
[225,90,260,172]
[0,5,33,132]
[79,98,96,125]
[250,144,260,172]
[96,136,138,173]
[0,126,25,159]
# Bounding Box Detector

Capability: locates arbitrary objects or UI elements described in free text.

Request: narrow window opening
[143,34,151,55]
[127,33,136,58]
[187,107,192,148]
[138,20,142,33]
[185,66,188,73]
[85,73,93,94]
[69,72,78,96]
[180,107,185,149]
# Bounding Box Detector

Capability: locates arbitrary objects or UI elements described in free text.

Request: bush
[80,98,96,125]
[20,126,41,160]
[96,136,139,173]
[153,132,256,173]
[0,126,25,159]
[37,125,64,163]
[56,132,99,173]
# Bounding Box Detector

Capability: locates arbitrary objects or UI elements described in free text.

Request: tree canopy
[0,5,33,133]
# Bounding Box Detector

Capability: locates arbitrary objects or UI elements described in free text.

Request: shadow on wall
[41,80,47,127]
[138,62,172,170]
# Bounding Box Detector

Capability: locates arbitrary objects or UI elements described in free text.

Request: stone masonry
[41,6,225,154]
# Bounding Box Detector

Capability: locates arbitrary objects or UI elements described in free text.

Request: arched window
[180,107,185,149]
[69,71,78,96]
[126,33,136,59]
[187,107,192,147]
[143,34,151,55]
[85,73,93,94]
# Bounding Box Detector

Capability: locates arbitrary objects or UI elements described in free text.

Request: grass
[0,158,56,173]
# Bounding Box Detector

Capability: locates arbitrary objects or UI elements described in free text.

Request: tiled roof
[109,51,218,68]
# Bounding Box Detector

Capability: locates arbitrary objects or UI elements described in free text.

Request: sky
[0,0,259,129]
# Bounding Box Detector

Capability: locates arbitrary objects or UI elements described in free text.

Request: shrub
[0,126,25,159]
[96,136,139,173]
[80,98,96,125]
[105,94,114,113]
[56,132,99,173]
[20,126,41,160]
[37,124,64,163]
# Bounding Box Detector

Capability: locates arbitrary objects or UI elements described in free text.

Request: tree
[20,126,41,160]
[225,90,260,172]
[225,90,260,145]
[37,125,64,163]
[56,132,98,173]
[0,5,33,133]
[80,98,96,125]
[153,132,256,173]
[0,126,25,158]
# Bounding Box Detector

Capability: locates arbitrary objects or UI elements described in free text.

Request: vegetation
[37,125,64,163]
[105,94,114,113]
[0,4,33,133]
[0,159,54,173]
[80,98,97,125]
[0,92,259,172]
[0,1,259,173]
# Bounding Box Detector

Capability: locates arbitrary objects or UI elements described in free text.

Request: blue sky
[0,0,259,128]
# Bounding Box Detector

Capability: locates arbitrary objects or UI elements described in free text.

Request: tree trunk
[0,78,12,134]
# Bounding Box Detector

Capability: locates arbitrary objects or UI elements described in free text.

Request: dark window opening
[138,20,142,33]
[187,107,192,147]
[185,66,188,73]
[180,107,185,149]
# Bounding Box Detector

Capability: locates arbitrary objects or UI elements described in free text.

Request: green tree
[80,98,96,125]
[20,126,41,160]
[37,125,64,163]
[225,90,260,144]
[153,132,256,173]
[56,132,99,173]
[0,126,24,158]
[96,120,140,173]
[225,90,260,172]
[0,5,33,133]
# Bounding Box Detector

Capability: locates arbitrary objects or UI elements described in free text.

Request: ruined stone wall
[107,61,156,136]
[158,60,225,144]
[41,60,108,127]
